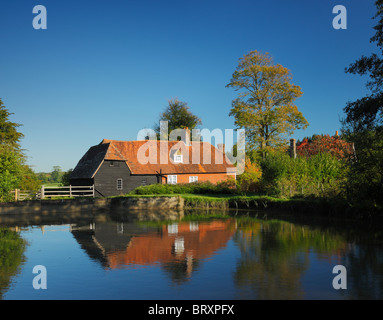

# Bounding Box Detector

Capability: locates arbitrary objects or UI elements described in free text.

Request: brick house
[70,138,236,197]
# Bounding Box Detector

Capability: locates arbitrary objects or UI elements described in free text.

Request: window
[174,155,183,163]
[168,175,177,184]
[189,176,198,183]
[117,178,123,190]
[141,179,147,186]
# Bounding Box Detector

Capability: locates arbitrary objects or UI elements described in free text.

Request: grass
[126,190,383,219]
[7,181,382,219]
[43,183,64,187]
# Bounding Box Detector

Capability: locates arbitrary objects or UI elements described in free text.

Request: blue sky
[0,0,378,172]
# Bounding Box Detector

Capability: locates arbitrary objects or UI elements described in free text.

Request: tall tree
[343,0,383,130]
[341,1,383,203]
[0,99,24,148]
[0,99,40,200]
[154,98,202,138]
[0,146,24,200]
[227,50,308,157]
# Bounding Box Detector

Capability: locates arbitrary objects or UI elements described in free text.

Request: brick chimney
[217,143,225,154]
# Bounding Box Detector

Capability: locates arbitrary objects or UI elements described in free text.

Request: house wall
[71,160,235,197]
[70,178,94,187]
[94,160,158,197]
[164,173,235,184]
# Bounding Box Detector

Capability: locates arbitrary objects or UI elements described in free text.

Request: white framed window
[168,175,177,184]
[189,176,198,183]
[174,155,183,163]
[117,178,123,190]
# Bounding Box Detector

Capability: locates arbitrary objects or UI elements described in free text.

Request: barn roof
[70,143,109,179]
[71,139,236,179]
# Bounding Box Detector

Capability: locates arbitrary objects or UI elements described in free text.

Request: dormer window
[174,155,183,163]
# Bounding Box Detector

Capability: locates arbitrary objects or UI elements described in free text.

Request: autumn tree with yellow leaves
[227,50,308,158]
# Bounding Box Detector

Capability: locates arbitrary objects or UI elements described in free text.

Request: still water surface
[1,211,382,300]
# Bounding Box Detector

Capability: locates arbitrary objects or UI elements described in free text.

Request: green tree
[0,146,24,201]
[227,50,309,158]
[50,166,62,184]
[343,0,383,130]
[19,165,42,191]
[154,98,202,138]
[0,228,26,299]
[341,0,383,203]
[37,172,49,184]
[0,99,26,201]
[0,99,40,200]
[0,99,24,148]
[61,168,73,186]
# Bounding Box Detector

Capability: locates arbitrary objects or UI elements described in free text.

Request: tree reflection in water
[1,213,382,300]
[0,227,26,299]
[233,218,349,299]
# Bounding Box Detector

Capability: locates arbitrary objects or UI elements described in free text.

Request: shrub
[236,159,262,193]
[259,151,345,198]
[130,180,237,195]
[297,134,354,159]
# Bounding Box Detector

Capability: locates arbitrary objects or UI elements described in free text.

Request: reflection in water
[0,227,26,299]
[233,218,349,299]
[1,211,383,299]
[71,219,235,284]
[343,243,383,299]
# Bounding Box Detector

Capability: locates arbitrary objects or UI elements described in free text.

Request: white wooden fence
[11,185,95,201]
[10,189,41,201]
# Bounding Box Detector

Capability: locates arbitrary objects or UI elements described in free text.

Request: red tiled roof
[100,139,235,175]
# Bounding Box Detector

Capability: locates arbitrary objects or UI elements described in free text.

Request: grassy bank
[180,193,356,214]
[129,183,383,219]
[3,182,382,220]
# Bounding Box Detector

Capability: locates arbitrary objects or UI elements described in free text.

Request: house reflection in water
[71,220,235,283]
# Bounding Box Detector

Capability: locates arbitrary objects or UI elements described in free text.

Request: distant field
[43,183,64,188]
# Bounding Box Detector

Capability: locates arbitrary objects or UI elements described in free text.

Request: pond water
[1,210,382,300]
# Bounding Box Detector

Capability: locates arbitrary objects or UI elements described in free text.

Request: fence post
[92,185,95,198]
[41,185,45,200]
[15,189,19,201]
[69,185,72,197]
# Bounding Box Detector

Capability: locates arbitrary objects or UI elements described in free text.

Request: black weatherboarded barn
[70,140,158,197]
[70,138,236,197]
